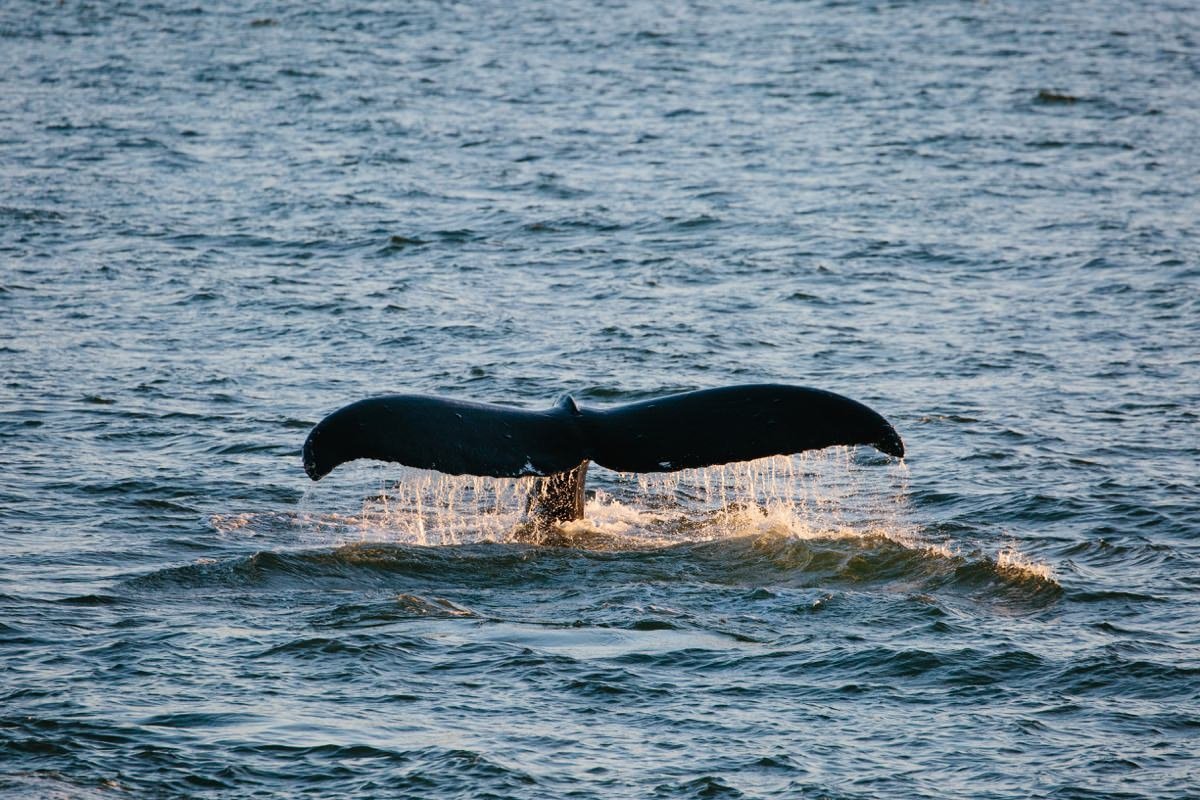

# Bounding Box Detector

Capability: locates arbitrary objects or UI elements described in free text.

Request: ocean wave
[127,524,1059,612]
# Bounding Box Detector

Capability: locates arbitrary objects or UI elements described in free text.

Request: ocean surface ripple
[2,1,1198,798]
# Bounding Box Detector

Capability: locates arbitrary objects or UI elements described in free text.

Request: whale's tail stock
[303,384,904,524]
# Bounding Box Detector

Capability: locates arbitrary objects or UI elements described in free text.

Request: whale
[302,384,904,524]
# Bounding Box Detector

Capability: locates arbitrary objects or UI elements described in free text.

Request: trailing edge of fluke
[302,384,904,523]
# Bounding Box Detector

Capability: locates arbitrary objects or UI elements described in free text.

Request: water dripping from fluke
[278,451,912,548]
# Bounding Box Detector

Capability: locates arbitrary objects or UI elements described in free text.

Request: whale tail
[303,384,904,523]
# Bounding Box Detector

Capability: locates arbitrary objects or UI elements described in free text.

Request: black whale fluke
[302,384,904,524]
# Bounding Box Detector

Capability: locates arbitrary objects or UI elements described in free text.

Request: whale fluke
[303,384,904,523]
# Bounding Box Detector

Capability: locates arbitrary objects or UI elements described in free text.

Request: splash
[280,451,917,551]
[996,544,1056,582]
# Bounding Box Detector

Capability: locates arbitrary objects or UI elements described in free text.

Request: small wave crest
[996,545,1057,582]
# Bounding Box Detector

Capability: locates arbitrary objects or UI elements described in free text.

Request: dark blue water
[3,1,1199,797]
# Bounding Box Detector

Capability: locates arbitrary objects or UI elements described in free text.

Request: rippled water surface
[3,1,1199,797]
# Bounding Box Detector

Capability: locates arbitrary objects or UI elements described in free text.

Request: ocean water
[3,0,1199,797]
